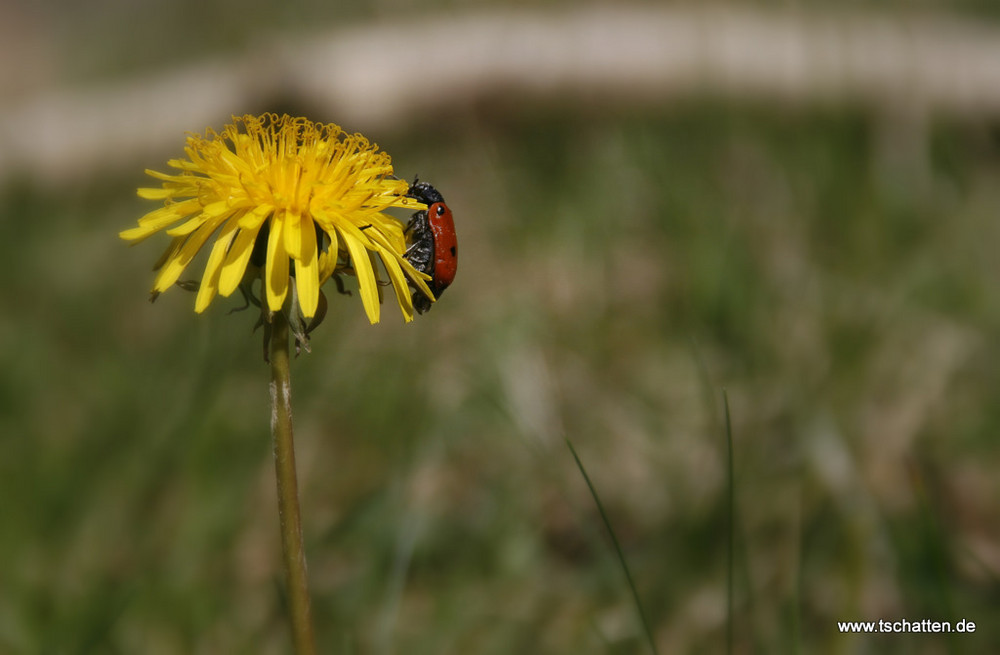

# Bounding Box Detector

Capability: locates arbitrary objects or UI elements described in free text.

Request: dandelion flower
[120,113,432,323]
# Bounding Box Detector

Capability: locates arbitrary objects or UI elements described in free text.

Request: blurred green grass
[3,97,1000,653]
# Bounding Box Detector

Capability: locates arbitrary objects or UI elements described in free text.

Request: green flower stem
[269,311,317,655]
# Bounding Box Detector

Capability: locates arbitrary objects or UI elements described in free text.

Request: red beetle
[404,179,457,313]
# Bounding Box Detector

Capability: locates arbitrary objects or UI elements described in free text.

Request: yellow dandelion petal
[166,158,199,172]
[239,203,273,230]
[361,223,403,264]
[136,187,175,200]
[282,211,309,262]
[266,211,291,311]
[143,169,186,183]
[295,248,320,319]
[374,243,416,322]
[138,199,201,225]
[365,214,405,248]
[118,225,159,243]
[201,200,235,219]
[218,147,251,177]
[363,226,434,302]
[164,201,232,237]
[164,215,209,237]
[218,225,262,296]
[338,223,380,324]
[286,212,320,317]
[120,200,200,242]
[151,236,185,284]
[152,221,219,292]
[317,227,339,283]
[195,218,239,312]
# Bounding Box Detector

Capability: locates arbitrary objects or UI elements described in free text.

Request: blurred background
[2,1,1000,653]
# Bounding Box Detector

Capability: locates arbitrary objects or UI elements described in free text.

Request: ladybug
[404,179,457,313]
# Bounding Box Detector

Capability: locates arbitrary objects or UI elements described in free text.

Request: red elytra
[405,180,457,313]
[427,201,457,288]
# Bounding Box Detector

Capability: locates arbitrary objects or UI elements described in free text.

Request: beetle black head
[407,177,445,205]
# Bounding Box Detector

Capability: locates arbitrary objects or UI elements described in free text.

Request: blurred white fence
[3,6,1000,183]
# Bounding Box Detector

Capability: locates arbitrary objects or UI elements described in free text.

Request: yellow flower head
[120,113,432,323]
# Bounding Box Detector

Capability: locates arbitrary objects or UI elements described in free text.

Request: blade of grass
[719,392,766,653]
[723,390,734,655]
[565,438,659,655]
[690,343,739,653]
[907,457,960,655]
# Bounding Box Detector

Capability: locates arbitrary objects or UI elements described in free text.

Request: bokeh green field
[3,3,1000,654]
